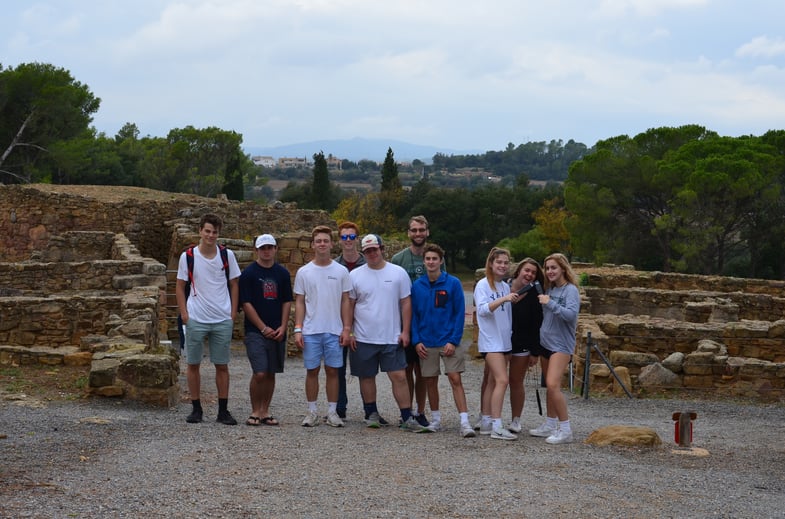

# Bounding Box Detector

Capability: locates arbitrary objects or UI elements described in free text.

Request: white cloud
[3,0,785,150]
[736,36,785,59]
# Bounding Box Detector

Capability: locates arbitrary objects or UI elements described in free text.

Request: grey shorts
[349,341,406,378]
[245,331,286,374]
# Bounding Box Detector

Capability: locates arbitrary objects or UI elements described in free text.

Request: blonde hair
[542,253,577,289]
[484,247,511,292]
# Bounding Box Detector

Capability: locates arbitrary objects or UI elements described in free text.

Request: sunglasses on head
[340,233,357,241]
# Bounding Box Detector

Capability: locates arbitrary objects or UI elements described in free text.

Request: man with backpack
[176,213,241,425]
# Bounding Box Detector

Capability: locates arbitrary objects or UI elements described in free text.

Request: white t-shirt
[473,277,512,353]
[293,260,352,335]
[350,262,411,345]
[177,246,241,324]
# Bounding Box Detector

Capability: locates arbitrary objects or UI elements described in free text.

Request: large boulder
[638,362,681,390]
[585,425,662,447]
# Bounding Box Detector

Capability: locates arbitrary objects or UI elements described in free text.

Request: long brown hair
[484,247,511,292]
[512,257,545,287]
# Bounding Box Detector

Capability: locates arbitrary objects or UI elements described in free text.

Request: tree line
[3,62,784,278]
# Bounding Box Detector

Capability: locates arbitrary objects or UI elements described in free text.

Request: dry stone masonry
[2,184,783,405]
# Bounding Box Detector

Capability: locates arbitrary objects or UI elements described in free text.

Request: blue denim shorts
[302,333,343,370]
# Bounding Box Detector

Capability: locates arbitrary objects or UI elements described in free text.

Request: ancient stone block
[64,351,93,366]
[92,385,124,397]
[683,352,715,375]
[638,362,681,390]
[662,352,684,373]
[585,425,662,447]
[89,358,122,387]
[611,366,632,396]
[116,354,176,389]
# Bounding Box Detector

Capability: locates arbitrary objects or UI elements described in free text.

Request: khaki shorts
[420,344,466,377]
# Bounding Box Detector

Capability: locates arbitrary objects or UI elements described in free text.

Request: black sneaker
[186,409,203,423]
[415,414,430,428]
[337,409,347,419]
[217,411,238,425]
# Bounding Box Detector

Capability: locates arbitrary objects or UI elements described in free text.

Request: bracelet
[293,327,302,333]
[261,326,268,334]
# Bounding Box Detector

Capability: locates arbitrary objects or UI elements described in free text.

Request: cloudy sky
[3,1,784,153]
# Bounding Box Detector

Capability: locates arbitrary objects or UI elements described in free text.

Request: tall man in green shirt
[391,215,442,427]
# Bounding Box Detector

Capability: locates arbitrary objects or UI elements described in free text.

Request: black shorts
[405,343,420,365]
[528,342,552,358]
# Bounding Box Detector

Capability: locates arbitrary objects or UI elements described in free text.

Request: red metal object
[672,411,697,447]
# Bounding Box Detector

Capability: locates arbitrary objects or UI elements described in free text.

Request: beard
[410,236,427,247]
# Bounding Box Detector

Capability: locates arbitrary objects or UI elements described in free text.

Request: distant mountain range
[244,137,482,163]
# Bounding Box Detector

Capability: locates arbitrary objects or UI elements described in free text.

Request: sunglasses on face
[341,234,357,241]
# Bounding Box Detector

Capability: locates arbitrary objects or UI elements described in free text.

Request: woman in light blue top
[530,253,580,445]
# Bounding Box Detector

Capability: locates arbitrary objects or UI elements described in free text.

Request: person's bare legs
[215,364,229,399]
[485,353,509,419]
[187,364,201,401]
[446,371,468,413]
[508,355,527,421]
[424,375,440,415]
[388,369,412,409]
[325,365,339,403]
[249,372,275,418]
[546,353,571,421]
[305,367,320,402]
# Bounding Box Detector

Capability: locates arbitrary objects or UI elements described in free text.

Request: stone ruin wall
[2,184,783,404]
[573,267,784,401]
[0,184,334,406]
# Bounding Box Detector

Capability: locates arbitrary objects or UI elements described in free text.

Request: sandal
[245,416,262,426]
[260,416,279,426]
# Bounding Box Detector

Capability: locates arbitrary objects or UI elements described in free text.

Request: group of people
[473,248,580,444]
[176,213,580,444]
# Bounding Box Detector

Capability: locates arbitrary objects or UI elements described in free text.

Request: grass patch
[0,364,91,401]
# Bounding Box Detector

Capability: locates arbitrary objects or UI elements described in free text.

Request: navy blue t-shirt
[239,261,293,333]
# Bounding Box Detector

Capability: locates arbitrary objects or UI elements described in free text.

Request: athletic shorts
[302,333,343,370]
[527,342,550,358]
[350,341,406,378]
[185,319,233,365]
[245,331,285,374]
[420,345,467,377]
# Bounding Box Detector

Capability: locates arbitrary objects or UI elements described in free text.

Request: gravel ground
[2,344,784,519]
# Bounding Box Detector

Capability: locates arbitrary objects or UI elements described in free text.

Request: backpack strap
[218,245,230,282]
[185,244,230,299]
[185,245,197,298]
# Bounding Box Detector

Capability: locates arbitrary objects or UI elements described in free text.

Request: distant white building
[278,157,310,169]
[251,155,276,168]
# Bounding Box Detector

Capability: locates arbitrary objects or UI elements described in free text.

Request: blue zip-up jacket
[411,271,465,347]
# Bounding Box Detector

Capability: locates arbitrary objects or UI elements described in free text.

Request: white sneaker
[529,422,556,437]
[364,411,381,428]
[472,417,482,431]
[400,416,425,432]
[326,411,344,427]
[460,423,476,438]
[545,429,574,444]
[479,421,493,435]
[508,420,522,433]
[491,427,518,441]
[425,421,442,432]
[301,411,319,427]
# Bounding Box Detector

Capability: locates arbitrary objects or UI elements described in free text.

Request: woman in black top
[508,258,545,433]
